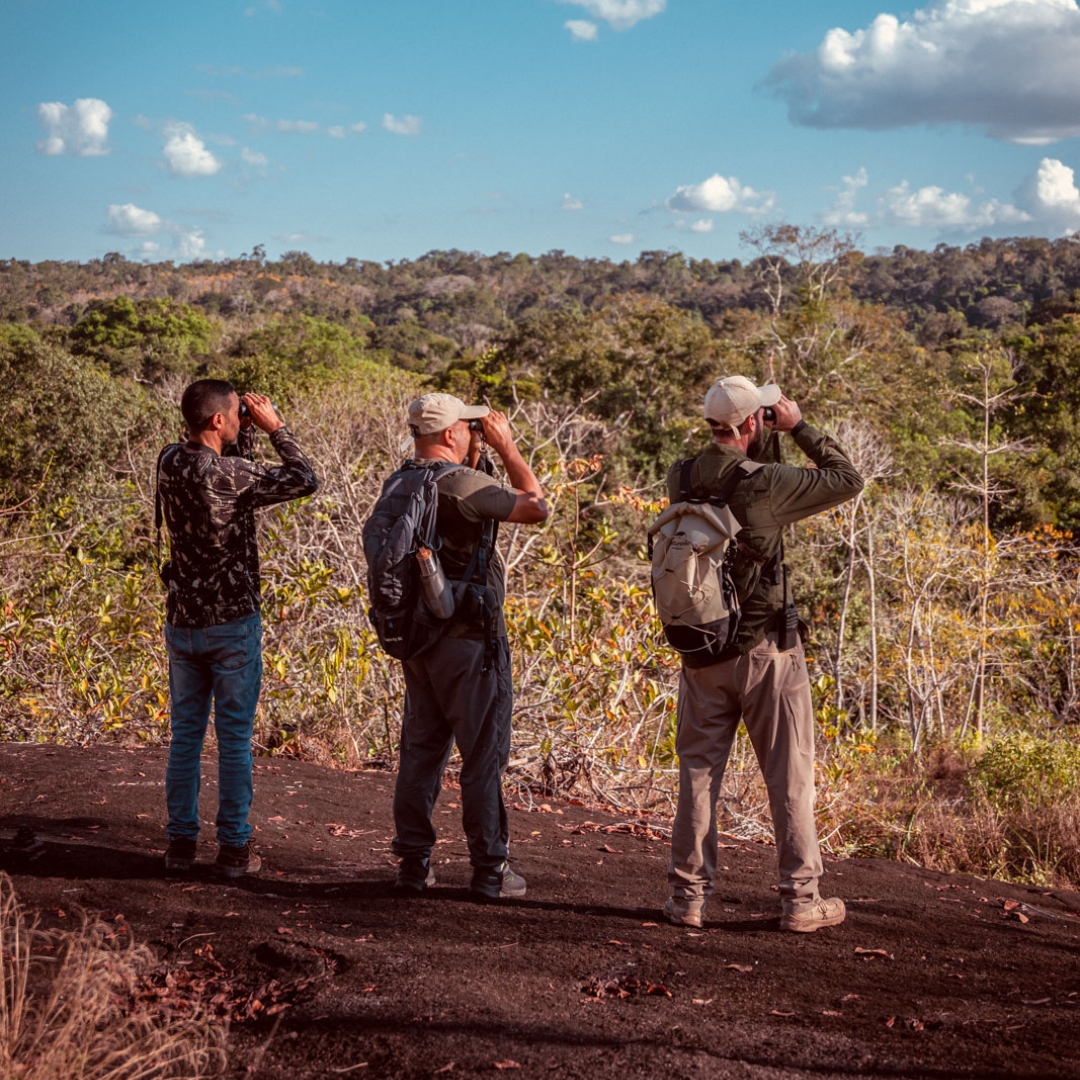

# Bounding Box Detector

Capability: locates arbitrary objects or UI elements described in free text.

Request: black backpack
[362,460,497,666]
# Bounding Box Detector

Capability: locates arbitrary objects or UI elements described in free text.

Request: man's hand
[479,410,517,458]
[768,394,803,433]
[242,393,284,434]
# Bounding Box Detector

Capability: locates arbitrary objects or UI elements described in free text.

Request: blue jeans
[164,612,263,847]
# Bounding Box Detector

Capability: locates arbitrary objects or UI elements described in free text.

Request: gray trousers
[392,635,512,870]
[667,636,824,913]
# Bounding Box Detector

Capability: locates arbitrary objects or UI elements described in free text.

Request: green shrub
[971,732,1080,809]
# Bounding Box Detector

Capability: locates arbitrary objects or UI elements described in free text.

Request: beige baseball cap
[407,392,490,436]
[704,376,781,434]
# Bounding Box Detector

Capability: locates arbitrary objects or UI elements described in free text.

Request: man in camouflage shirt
[663,376,863,933]
[157,379,318,877]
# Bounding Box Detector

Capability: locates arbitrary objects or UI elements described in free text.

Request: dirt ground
[3,743,1080,1079]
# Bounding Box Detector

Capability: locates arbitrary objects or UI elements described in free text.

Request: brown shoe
[215,841,262,878]
[781,897,846,933]
[662,896,703,928]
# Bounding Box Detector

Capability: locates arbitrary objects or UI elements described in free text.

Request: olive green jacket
[665,421,864,654]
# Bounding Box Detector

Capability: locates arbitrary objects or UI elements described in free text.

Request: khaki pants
[667,636,824,913]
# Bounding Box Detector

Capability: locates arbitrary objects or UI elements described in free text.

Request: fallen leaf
[267,815,287,823]
[770,1010,795,1018]
[885,1016,896,1028]
[276,927,293,936]
[224,912,240,917]
[841,993,860,1002]
[854,947,892,959]
[822,1010,843,1017]
[907,1018,925,1031]
[361,985,377,993]
[725,964,753,973]
[1002,899,1021,911]
[641,921,658,928]
[136,813,149,819]
[493,1061,521,1070]
[646,984,672,997]
[605,940,627,946]
[692,998,713,1006]
[1022,997,1052,1006]
[434,1066,455,1076]
[600,844,623,854]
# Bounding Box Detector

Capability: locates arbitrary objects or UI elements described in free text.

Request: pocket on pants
[204,618,259,671]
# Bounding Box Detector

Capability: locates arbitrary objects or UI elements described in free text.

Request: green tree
[69,297,217,381]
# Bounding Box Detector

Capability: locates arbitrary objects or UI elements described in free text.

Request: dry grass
[0,874,225,1080]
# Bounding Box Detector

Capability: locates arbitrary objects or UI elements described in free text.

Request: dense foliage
[3,227,1080,888]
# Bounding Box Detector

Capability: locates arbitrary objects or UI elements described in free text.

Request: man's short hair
[181,379,237,433]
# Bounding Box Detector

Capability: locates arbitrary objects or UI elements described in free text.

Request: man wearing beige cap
[663,376,863,932]
[390,393,548,901]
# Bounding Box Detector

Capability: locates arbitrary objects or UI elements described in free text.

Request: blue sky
[4,0,1080,265]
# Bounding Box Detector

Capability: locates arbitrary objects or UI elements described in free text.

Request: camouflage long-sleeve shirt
[158,426,319,628]
[667,421,864,654]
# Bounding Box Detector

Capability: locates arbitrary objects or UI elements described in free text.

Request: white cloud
[559,0,666,31]
[821,167,871,227]
[562,192,584,211]
[327,122,367,139]
[383,113,422,136]
[880,180,1029,228]
[1016,157,1080,227]
[565,19,599,40]
[610,233,635,244]
[100,204,208,260]
[666,173,775,216]
[163,122,222,177]
[690,218,714,233]
[36,98,112,156]
[766,0,1080,144]
[176,229,206,259]
[106,203,164,236]
[276,119,319,133]
[241,147,268,166]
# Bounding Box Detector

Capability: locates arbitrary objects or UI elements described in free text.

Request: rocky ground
[3,742,1080,1079]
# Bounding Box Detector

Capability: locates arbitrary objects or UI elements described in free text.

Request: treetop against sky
[3,0,1080,265]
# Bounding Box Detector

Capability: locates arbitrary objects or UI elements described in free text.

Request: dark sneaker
[164,838,197,873]
[11,825,45,862]
[469,861,527,901]
[215,841,262,878]
[781,896,846,933]
[394,856,436,893]
[662,896,704,928]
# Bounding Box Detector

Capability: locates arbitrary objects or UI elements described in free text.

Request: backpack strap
[678,456,754,506]
[430,459,500,674]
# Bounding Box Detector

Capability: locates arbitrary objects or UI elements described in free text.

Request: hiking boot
[781,896,846,933]
[394,856,436,893]
[469,861,527,901]
[662,896,704,928]
[164,838,197,873]
[215,841,262,878]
